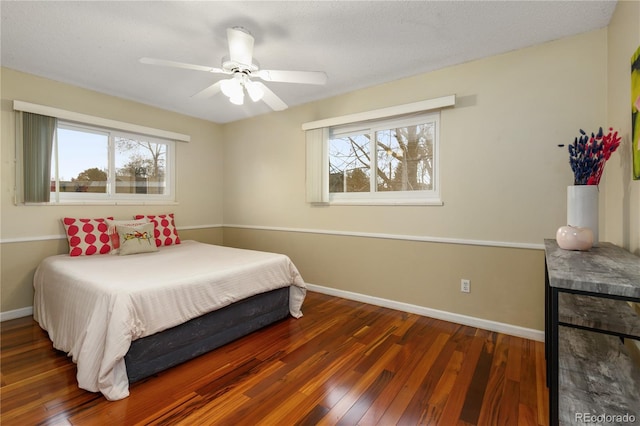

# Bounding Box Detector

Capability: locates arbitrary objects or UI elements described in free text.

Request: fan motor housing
[221,56,259,74]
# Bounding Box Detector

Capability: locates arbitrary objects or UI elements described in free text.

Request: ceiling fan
[140,27,328,111]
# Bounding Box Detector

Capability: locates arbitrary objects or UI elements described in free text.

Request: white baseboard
[1,306,33,322]
[305,283,545,342]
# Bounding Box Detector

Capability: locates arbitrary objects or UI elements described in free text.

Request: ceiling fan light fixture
[229,91,244,105]
[244,79,264,102]
[220,78,243,99]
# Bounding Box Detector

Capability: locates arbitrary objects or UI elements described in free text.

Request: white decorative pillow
[107,218,149,254]
[117,223,158,256]
[134,213,180,247]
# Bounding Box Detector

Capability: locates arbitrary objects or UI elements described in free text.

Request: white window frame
[328,112,441,205]
[13,100,188,206]
[303,95,454,206]
[51,121,176,204]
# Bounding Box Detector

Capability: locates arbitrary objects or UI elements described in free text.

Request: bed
[33,240,306,401]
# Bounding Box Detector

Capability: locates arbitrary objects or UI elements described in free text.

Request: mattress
[33,240,306,400]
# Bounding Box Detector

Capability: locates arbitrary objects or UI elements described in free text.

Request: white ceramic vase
[567,185,598,246]
[556,225,594,251]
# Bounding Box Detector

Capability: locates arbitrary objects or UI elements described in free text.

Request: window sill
[326,198,444,206]
[21,200,178,206]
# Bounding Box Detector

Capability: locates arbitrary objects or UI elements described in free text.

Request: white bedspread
[33,240,306,401]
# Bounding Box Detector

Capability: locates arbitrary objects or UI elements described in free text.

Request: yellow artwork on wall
[632,45,640,180]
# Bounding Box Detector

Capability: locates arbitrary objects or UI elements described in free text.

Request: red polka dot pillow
[62,217,114,256]
[134,213,181,247]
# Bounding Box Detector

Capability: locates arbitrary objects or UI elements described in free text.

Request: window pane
[54,127,108,193]
[115,137,166,194]
[329,133,370,193]
[375,123,434,192]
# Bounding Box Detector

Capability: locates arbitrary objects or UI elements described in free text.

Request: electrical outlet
[461,279,470,293]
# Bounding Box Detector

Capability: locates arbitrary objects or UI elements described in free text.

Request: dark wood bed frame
[124,287,290,383]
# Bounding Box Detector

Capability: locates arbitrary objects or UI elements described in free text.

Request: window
[328,113,439,204]
[303,95,453,206]
[14,100,188,205]
[50,121,175,203]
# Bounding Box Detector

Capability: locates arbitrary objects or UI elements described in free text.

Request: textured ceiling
[1,1,616,124]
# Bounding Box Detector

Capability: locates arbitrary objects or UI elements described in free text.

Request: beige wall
[0,68,224,312]
[224,228,544,330]
[604,0,640,254]
[221,29,609,332]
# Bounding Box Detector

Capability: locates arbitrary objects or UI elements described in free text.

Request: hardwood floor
[1,291,548,425]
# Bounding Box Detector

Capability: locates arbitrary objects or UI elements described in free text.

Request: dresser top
[544,239,640,299]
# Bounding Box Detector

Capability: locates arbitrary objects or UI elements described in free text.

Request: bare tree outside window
[329,122,434,194]
[115,137,166,195]
[377,124,434,192]
[329,134,371,192]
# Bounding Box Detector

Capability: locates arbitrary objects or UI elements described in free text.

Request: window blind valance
[13,100,190,142]
[301,95,455,131]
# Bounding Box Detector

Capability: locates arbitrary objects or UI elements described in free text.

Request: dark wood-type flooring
[1,291,548,425]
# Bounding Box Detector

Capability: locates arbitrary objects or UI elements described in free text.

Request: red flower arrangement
[568,127,621,185]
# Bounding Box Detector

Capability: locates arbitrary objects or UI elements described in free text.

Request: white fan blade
[256,69,327,85]
[140,57,227,74]
[191,80,223,99]
[227,27,254,66]
[255,82,288,111]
